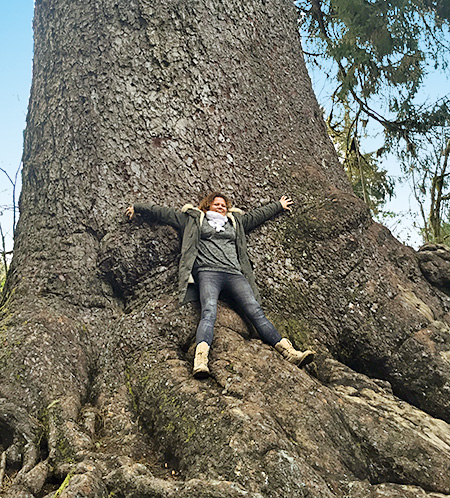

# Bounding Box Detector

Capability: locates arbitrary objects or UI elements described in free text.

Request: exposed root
[1,378,179,496]
[39,465,107,498]
[0,400,42,494]
[46,397,93,468]
[0,451,6,490]
[104,458,254,498]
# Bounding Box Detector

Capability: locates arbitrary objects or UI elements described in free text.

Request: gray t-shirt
[194,219,242,275]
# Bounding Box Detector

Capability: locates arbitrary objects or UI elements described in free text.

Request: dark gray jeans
[195,271,282,347]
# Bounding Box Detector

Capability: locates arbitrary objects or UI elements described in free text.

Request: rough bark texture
[1,0,450,497]
[417,243,450,293]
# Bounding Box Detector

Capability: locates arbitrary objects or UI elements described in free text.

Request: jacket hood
[181,203,243,229]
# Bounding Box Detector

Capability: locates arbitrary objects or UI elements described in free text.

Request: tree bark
[1,1,450,497]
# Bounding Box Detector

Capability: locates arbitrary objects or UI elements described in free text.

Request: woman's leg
[195,271,224,346]
[225,274,314,367]
[224,273,282,346]
[193,272,226,378]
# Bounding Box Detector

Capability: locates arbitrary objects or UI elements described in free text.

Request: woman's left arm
[241,196,293,233]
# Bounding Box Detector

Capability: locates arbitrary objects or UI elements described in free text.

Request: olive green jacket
[133,201,284,304]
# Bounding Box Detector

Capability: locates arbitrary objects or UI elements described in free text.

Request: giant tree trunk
[1,1,450,497]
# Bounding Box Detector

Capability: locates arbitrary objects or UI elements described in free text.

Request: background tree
[0,261,5,294]
[326,105,394,215]
[1,1,450,497]
[403,128,450,243]
[0,165,19,277]
[298,0,450,235]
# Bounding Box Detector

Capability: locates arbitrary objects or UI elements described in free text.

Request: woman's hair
[198,192,232,213]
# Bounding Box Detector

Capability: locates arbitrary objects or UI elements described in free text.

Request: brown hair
[198,192,232,213]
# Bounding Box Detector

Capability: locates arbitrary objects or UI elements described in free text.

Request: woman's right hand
[125,205,135,220]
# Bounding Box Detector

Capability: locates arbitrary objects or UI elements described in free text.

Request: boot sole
[297,351,315,368]
[193,367,210,379]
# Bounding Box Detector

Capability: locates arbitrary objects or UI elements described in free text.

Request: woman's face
[209,197,227,215]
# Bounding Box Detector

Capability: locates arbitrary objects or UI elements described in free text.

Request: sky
[0,3,449,255]
[0,2,34,254]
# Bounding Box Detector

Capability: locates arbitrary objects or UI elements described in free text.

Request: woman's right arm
[126,203,186,230]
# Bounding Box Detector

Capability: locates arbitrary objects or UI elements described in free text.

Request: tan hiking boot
[275,338,315,368]
[193,341,210,379]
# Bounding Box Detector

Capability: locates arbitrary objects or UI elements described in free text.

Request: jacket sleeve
[241,201,284,233]
[134,203,187,230]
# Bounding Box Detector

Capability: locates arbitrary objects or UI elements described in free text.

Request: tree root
[104,458,257,498]
[0,452,6,490]
[0,400,42,493]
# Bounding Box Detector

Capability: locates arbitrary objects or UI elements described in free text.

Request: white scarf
[206,210,228,232]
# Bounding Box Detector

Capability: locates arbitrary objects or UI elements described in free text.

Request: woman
[126,193,314,378]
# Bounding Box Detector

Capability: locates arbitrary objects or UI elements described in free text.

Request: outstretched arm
[241,196,293,233]
[125,203,187,230]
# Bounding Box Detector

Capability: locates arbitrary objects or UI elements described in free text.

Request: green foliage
[343,150,394,215]
[298,0,450,140]
[298,0,450,239]
[327,106,394,214]
[401,130,450,243]
[420,220,450,244]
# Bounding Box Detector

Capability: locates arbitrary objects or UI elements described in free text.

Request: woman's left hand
[279,196,294,211]
[125,205,135,220]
